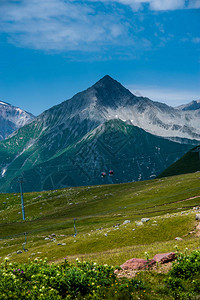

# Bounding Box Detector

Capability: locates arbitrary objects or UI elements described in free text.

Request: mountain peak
[93,75,122,88]
[100,74,113,81]
[176,99,200,111]
[91,75,133,108]
[0,101,35,140]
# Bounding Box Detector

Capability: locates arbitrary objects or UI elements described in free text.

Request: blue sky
[0,0,199,115]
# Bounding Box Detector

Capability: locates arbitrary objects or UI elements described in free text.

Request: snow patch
[0,101,8,106]
[1,167,7,177]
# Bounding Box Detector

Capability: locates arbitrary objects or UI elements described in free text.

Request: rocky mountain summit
[0,101,35,140]
[176,100,200,111]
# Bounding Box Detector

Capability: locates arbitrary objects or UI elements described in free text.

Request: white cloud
[87,0,196,11]
[0,0,199,52]
[0,0,128,51]
[149,0,185,11]
[122,0,185,11]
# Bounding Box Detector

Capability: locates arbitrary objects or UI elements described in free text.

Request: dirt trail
[176,195,200,203]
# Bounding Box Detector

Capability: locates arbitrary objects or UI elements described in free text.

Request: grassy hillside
[158,145,200,178]
[0,172,200,266]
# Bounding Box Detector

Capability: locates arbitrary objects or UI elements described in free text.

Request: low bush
[166,250,200,299]
[0,258,146,299]
[1,250,200,299]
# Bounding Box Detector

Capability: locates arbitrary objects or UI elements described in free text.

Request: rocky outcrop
[120,258,156,270]
[153,252,176,264]
[120,252,176,270]
[195,214,200,221]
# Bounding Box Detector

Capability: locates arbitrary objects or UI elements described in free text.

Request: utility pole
[18,177,28,251]
[19,177,25,221]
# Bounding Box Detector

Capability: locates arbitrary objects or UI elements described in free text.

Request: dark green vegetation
[6,119,195,193]
[1,250,200,299]
[0,172,200,266]
[159,145,200,178]
[0,258,146,299]
[0,117,195,193]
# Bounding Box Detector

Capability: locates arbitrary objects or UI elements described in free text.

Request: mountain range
[0,101,34,140]
[176,100,200,111]
[0,75,199,192]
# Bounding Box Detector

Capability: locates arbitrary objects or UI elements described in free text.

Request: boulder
[153,252,176,264]
[120,258,156,270]
[175,237,183,241]
[135,221,143,226]
[195,214,200,221]
[141,218,150,223]
[123,220,130,225]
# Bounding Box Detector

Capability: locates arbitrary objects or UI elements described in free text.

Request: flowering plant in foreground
[1,250,199,299]
[0,257,145,299]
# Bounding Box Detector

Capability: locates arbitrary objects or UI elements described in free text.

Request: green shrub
[166,250,200,299]
[169,250,200,279]
[0,258,146,299]
[1,252,199,299]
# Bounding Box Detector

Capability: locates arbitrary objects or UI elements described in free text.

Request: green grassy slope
[158,145,200,178]
[0,172,200,266]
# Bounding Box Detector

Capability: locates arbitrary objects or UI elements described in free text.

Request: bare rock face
[153,252,176,264]
[120,258,156,270]
[0,101,34,140]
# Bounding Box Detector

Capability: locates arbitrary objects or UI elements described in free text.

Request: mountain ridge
[158,144,200,178]
[0,75,199,192]
[176,100,200,111]
[0,100,35,140]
